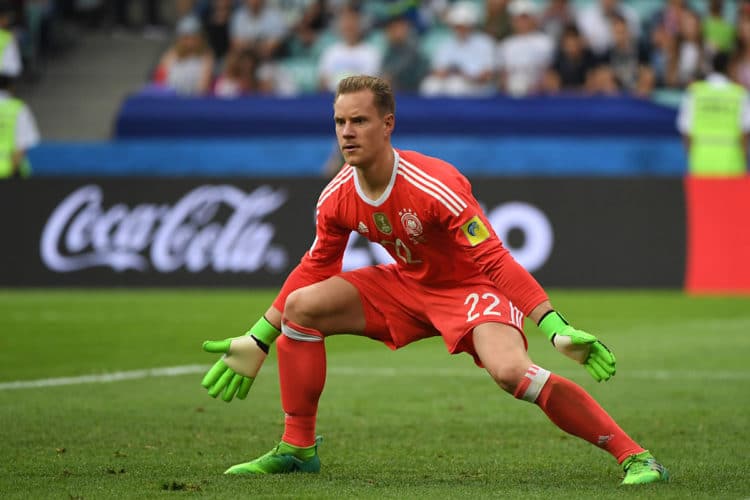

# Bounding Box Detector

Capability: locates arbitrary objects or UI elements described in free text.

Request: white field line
[0,365,208,390]
[0,365,749,391]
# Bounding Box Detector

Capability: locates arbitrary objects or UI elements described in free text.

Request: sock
[277,318,326,448]
[278,440,317,460]
[514,365,645,463]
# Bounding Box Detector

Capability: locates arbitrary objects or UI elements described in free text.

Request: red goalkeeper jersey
[274,149,548,315]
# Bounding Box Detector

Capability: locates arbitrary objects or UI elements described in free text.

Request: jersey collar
[353,149,400,207]
[706,73,730,85]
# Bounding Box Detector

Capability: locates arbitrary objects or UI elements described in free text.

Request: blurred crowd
[0,0,747,99]
[0,1,172,82]
[141,0,749,99]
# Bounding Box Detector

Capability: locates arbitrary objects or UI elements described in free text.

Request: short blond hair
[334,75,395,116]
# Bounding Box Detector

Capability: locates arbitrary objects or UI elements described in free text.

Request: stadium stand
[10,0,746,176]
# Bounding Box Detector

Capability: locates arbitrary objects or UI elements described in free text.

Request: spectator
[739,0,750,23]
[420,1,495,96]
[648,0,686,38]
[576,0,641,57]
[19,0,55,78]
[3,0,22,28]
[230,0,288,60]
[596,13,654,96]
[650,8,706,90]
[703,0,734,55]
[318,7,381,93]
[675,9,708,87]
[677,51,750,177]
[214,47,272,97]
[202,0,234,64]
[0,71,39,179]
[543,23,597,93]
[540,0,575,42]
[113,0,166,35]
[496,0,554,97]
[153,15,214,95]
[415,0,451,31]
[282,0,330,59]
[381,14,428,92]
[585,64,619,95]
[175,0,199,21]
[294,0,329,33]
[483,0,511,41]
[649,23,680,88]
[732,14,750,89]
[0,2,21,78]
[361,0,422,33]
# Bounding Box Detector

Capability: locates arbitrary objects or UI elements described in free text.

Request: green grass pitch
[0,289,748,499]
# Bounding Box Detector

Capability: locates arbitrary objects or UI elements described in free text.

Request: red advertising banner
[685,176,750,294]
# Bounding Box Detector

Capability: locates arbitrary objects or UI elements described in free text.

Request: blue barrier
[28,136,686,177]
[29,95,687,177]
[115,94,680,138]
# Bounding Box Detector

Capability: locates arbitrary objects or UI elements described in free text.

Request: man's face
[334,90,393,168]
[600,0,617,13]
[339,10,361,45]
[451,23,472,39]
[178,33,202,51]
[511,13,534,34]
[561,32,582,55]
[386,18,410,43]
[246,0,263,13]
[611,18,629,44]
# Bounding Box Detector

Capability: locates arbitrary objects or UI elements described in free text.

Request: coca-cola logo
[40,184,289,273]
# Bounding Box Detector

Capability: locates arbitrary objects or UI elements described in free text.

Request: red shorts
[339,264,527,366]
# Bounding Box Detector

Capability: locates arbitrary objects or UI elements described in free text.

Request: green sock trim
[538,311,568,341]
[247,316,281,346]
[278,441,316,460]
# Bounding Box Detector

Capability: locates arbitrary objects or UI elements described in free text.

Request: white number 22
[464,292,503,322]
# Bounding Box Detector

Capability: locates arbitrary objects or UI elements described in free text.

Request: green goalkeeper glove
[538,311,616,382]
[201,317,280,402]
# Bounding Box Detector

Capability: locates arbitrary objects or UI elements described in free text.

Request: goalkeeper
[201,75,668,486]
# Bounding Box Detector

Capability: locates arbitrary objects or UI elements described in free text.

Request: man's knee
[485,361,530,393]
[283,287,322,328]
[473,323,532,393]
[283,277,366,335]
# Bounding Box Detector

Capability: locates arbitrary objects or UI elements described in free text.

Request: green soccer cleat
[620,451,669,485]
[224,437,322,475]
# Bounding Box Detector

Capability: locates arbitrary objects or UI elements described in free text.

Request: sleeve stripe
[398,171,462,216]
[317,167,354,208]
[399,159,468,210]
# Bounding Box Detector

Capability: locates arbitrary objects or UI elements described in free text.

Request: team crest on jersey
[373,212,392,234]
[461,215,491,246]
[357,221,369,234]
[399,208,424,242]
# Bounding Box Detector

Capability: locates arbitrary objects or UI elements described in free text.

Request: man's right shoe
[224,437,322,475]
